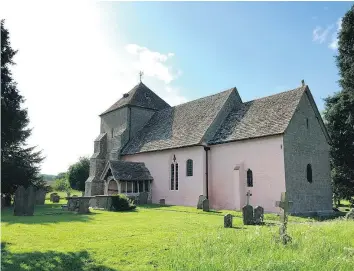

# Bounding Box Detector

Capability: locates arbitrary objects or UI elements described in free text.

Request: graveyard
[2,197,354,271]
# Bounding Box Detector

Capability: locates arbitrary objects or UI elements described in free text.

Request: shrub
[111,194,136,211]
[53,178,70,192]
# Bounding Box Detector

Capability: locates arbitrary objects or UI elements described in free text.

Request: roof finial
[301,79,305,87]
[139,71,144,83]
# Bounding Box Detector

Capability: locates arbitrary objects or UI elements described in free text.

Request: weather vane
[139,71,144,83]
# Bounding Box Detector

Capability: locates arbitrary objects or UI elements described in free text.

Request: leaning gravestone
[36,189,46,205]
[224,214,233,228]
[52,195,60,203]
[50,193,58,202]
[14,186,26,216]
[202,198,209,212]
[254,206,264,225]
[242,205,254,225]
[197,195,207,209]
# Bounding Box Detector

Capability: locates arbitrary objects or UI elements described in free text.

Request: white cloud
[1,1,187,174]
[125,44,179,84]
[329,17,342,50]
[313,25,333,44]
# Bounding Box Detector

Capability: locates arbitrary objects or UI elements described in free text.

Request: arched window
[170,155,179,191]
[307,164,312,183]
[186,159,193,176]
[247,169,253,187]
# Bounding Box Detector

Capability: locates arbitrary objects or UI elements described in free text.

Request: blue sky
[2,1,352,174]
[102,1,352,110]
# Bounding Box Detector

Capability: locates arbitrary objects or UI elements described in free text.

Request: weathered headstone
[224,214,233,228]
[242,205,254,225]
[52,195,60,203]
[197,195,207,209]
[78,197,91,214]
[24,186,36,216]
[36,189,46,205]
[159,199,165,205]
[14,186,26,216]
[275,192,293,245]
[202,198,209,212]
[254,206,264,225]
[139,192,149,205]
[346,208,354,220]
[50,193,58,202]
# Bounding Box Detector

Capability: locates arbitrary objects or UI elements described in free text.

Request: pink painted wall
[123,146,205,207]
[209,135,286,212]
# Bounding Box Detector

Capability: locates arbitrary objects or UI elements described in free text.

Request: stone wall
[129,107,156,139]
[283,91,332,214]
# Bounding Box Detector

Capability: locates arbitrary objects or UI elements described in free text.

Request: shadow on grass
[138,204,223,214]
[1,242,118,271]
[293,211,347,221]
[1,204,99,225]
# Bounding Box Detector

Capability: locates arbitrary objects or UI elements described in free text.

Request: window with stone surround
[247,169,253,187]
[186,159,193,176]
[175,163,179,190]
[170,155,179,191]
[307,164,312,183]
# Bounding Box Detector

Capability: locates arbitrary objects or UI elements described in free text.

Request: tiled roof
[209,86,307,144]
[100,82,170,115]
[109,160,153,181]
[121,88,236,155]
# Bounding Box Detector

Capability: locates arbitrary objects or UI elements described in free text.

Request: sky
[1,1,352,175]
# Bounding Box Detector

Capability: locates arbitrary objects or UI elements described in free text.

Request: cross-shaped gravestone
[246,190,252,205]
[275,192,293,223]
[275,192,293,244]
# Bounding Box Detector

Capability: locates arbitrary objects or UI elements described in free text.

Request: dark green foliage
[53,178,70,192]
[324,5,354,200]
[67,157,89,191]
[1,20,45,200]
[111,194,136,211]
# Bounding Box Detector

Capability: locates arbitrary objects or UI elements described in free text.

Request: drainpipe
[204,146,210,199]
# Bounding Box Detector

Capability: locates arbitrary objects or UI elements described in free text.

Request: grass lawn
[1,203,354,271]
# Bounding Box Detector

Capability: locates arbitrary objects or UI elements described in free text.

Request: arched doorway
[107,179,118,195]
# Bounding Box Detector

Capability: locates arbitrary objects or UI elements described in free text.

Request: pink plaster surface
[123,146,205,207]
[209,135,286,212]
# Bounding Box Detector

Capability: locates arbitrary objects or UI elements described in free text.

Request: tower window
[247,169,253,187]
[307,164,312,183]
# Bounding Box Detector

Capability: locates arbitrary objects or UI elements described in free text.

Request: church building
[85,80,333,214]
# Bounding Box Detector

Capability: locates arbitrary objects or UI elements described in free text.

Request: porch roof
[109,160,153,182]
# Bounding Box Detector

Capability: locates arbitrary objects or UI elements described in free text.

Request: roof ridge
[245,85,307,104]
[170,87,236,109]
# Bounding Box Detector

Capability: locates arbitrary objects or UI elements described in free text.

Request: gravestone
[36,189,46,205]
[14,186,36,216]
[159,199,165,205]
[52,195,60,203]
[78,197,91,214]
[202,198,209,212]
[254,206,264,225]
[197,195,207,209]
[50,193,58,202]
[346,208,354,220]
[242,205,254,225]
[67,197,79,211]
[275,192,293,245]
[139,192,149,205]
[224,214,233,228]
[14,186,26,216]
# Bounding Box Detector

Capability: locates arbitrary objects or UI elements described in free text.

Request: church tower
[85,82,170,196]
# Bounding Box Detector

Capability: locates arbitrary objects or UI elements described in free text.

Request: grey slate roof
[209,86,307,144]
[100,82,171,115]
[109,160,153,181]
[121,88,236,155]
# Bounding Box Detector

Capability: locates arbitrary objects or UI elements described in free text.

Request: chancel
[85,77,333,214]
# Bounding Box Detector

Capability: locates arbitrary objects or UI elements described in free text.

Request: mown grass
[1,203,354,271]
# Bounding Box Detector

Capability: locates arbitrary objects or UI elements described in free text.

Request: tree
[53,178,70,192]
[324,5,354,202]
[67,157,90,191]
[1,20,45,205]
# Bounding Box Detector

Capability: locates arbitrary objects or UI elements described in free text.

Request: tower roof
[100,82,170,116]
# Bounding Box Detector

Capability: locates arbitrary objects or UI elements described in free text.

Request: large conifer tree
[324,5,354,202]
[1,19,45,205]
